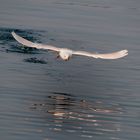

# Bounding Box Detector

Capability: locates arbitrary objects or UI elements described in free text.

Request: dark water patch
[24,57,47,64]
[0,27,44,54]
[52,91,76,97]
[6,45,38,54]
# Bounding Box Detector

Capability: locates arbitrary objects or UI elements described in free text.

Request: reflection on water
[30,92,123,139]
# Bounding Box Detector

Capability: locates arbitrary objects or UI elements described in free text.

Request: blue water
[0,0,140,140]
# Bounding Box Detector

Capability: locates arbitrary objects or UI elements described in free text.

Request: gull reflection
[30,92,123,138]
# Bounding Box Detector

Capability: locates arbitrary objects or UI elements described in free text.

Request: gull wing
[72,50,128,59]
[12,31,60,52]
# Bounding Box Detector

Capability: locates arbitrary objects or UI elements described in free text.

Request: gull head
[59,48,73,61]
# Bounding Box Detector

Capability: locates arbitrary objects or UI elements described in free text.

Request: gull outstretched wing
[72,50,128,59]
[12,31,60,52]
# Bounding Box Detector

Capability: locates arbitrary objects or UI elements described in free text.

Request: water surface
[0,0,140,140]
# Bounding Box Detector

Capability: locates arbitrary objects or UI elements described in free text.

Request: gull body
[11,31,128,61]
[59,48,73,61]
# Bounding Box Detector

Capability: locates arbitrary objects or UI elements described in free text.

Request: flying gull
[12,31,128,61]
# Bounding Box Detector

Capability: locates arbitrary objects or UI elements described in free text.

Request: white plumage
[12,31,128,61]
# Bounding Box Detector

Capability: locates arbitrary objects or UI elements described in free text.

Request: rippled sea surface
[0,0,140,140]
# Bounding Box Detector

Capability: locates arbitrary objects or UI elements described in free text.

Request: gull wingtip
[123,49,128,53]
[124,49,128,55]
[11,31,15,34]
[120,49,128,58]
[11,31,16,38]
[120,49,128,55]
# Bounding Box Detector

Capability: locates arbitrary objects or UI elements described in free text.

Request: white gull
[12,31,128,61]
